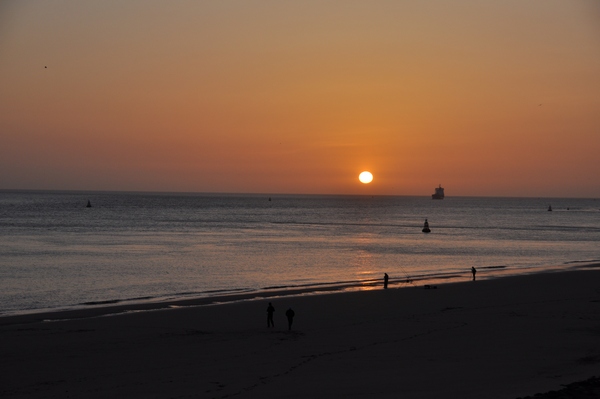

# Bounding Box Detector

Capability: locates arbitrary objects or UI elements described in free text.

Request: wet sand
[2,269,600,398]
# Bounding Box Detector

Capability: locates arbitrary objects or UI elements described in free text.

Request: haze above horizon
[1,1,599,197]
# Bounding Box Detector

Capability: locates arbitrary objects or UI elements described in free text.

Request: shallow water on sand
[1,190,599,314]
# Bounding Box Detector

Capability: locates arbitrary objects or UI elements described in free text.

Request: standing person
[285,308,295,331]
[267,302,275,328]
[471,267,477,281]
[384,273,389,289]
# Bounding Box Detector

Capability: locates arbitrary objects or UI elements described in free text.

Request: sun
[359,171,373,184]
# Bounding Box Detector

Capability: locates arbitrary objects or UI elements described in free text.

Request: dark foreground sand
[2,269,600,398]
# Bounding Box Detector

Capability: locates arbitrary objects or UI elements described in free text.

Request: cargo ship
[432,185,444,200]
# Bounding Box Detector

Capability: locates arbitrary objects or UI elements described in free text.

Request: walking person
[471,267,477,281]
[384,273,389,289]
[267,302,275,328]
[285,308,295,331]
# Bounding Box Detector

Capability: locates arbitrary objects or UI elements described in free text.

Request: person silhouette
[267,302,275,328]
[285,308,295,331]
[384,273,389,289]
[471,267,477,281]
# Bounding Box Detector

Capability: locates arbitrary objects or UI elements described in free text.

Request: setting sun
[358,171,373,184]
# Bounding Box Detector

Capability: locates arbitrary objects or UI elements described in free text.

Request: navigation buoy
[422,218,431,233]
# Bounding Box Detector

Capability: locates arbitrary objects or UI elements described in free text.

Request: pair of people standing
[267,302,295,330]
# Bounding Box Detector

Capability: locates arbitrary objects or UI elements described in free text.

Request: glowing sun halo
[359,171,373,184]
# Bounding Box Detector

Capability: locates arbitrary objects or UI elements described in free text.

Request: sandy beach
[2,268,600,398]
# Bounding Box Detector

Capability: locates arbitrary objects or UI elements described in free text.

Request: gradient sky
[1,1,599,197]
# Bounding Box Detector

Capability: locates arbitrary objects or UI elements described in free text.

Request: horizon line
[0,188,597,200]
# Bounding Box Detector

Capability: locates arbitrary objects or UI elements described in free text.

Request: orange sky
[1,1,599,197]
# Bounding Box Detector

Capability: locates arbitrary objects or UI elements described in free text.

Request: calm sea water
[1,190,599,315]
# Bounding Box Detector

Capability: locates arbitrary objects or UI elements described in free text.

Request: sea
[1,190,599,316]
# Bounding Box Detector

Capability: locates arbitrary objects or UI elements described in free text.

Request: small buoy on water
[422,218,431,233]
[86,200,92,208]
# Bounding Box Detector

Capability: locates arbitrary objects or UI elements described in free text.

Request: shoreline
[2,268,600,398]
[2,262,599,326]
